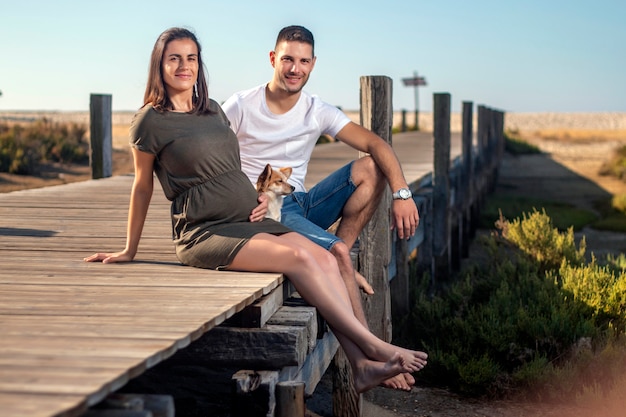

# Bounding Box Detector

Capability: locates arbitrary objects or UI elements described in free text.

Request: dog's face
[256,164,295,196]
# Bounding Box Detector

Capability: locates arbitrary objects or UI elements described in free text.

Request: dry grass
[111,124,131,149]
[529,129,626,143]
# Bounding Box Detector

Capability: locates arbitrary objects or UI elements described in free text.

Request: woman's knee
[286,243,321,270]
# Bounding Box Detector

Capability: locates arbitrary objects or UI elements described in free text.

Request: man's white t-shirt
[222,84,351,193]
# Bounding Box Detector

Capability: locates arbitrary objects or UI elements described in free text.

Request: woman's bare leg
[250,233,415,391]
[227,233,428,373]
[286,236,415,392]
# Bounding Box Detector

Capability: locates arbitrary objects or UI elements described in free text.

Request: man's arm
[335,122,419,239]
[221,94,241,134]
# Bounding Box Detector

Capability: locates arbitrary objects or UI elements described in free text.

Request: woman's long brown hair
[143,27,213,114]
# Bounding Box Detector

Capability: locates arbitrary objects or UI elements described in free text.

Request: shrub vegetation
[398,210,626,404]
[0,119,89,175]
[599,144,626,181]
[504,129,541,155]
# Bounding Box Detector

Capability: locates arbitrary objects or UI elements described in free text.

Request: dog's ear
[279,167,292,179]
[256,164,273,191]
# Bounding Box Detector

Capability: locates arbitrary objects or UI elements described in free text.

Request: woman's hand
[249,193,269,222]
[84,251,133,264]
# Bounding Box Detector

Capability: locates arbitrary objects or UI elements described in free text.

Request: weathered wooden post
[358,75,393,342]
[401,109,407,132]
[460,101,474,256]
[486,107,496,190]
[89,94,113,179]
[477,105,487,160]
[332,75,393,417]
[276,381,305,417]
[392,226,411,317]
[497,110,506,164]
[432,93,451,285]
[475,105,488,213]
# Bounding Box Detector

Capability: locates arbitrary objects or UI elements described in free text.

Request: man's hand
[391,199,419,240]
[250,193,269,222]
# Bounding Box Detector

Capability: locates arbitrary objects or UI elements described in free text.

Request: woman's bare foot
[356,271,374,295]
[371,344,427,373]
[380,372,415,391]
[353,353,407,394]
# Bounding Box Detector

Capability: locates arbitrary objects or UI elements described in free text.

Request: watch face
[399,189,411,199]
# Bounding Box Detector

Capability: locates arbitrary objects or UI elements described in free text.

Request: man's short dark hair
[276,25,315,55]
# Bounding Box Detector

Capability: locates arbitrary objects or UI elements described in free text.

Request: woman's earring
[194,83,198,98]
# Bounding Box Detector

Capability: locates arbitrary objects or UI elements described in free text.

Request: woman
[84,27,427,393]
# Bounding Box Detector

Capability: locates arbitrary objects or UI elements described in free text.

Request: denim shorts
[281,161,356,250]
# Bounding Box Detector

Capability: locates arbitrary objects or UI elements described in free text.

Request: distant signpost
[402,72,427,130]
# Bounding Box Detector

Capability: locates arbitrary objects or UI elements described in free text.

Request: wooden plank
[0,365,132,398]
[0,131,463,417]
[240,283,285,327]
[0,392,87,417]
[267,306,318,353]
[279,330,339,397]
[187,325,307,369]
[0,353,148,377]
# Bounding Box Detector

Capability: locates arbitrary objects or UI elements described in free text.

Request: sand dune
[2,110,626,133]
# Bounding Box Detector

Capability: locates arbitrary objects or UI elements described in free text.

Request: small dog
[256,164,295,221]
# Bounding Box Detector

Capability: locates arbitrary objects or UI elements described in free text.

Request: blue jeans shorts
[281,161,356,250]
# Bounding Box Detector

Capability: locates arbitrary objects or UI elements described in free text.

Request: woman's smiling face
[161,38,199,95]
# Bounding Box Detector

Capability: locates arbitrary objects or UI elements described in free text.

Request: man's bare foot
[380,372,415,391]
[353,353,407,394]
[356,271,374,295]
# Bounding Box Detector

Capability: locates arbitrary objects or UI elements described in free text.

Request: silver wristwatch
[392,188,412,200]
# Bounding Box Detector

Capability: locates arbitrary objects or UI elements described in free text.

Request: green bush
[599,145,626,181]
[557,261,626,328]
[504,129,541,155]
[399,210,626,400]
[498,209,586,270]
[591,194,626,233]
[0,119,88,174]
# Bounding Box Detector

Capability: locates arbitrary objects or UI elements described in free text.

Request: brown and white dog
[256,164,295,221]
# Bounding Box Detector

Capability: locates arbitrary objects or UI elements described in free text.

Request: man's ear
[269,50,276,68]
[280,167,292,179]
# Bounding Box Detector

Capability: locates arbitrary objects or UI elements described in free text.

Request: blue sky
[1,0,624,113]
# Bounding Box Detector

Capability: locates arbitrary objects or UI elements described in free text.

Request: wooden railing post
[276,381,305,417]
[432,93,451,285]
[89,94,113,179]
[477,105,487,164]
[475,105,488,211]
[401,109,407,132]
[357,75,393,341]
[496,110,506,172]
[332,75,393,417]
[460,101,474,256]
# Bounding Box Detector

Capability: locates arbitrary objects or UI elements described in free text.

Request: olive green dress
[130,101,290,269]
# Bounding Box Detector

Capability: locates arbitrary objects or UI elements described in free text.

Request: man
[222,26,419,390]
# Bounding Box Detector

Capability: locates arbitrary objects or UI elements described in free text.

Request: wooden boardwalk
[0,131,460,417]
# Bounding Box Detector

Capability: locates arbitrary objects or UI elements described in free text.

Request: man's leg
[294,157,415,390]
[333,155,386,252]
[331,156,385,295]
[281,162,371,325]
[281,200,369,326]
